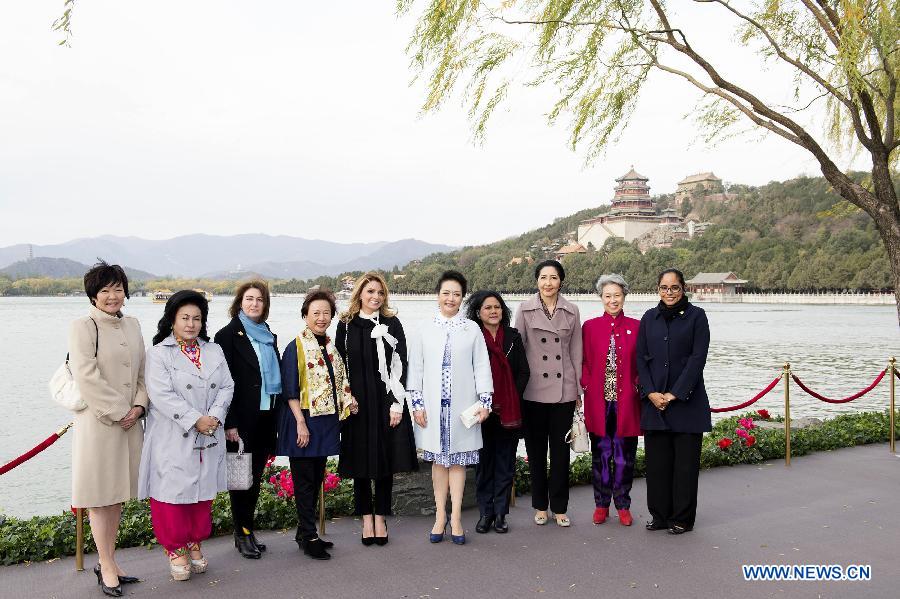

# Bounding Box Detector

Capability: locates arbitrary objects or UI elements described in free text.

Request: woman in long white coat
[407,270,492,545]
[139,290,233,581]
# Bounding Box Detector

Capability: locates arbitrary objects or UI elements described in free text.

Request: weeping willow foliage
[399,0,897,171]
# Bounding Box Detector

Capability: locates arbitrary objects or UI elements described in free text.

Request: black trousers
[289,456,326,541]
[644,430,703,529]
[227,409,276,533]
[475,437,517,517]
[353,476,393,516]
[522,400,576,514]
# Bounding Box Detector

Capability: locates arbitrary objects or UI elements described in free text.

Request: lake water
[1,296,897,519]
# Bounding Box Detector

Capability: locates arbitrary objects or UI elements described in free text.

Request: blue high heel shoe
[429,516,449,543]
[450,520,466,545]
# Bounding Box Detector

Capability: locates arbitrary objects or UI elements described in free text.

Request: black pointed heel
[93,564,123,597]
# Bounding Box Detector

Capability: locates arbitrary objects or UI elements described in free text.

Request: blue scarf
[238,311,283,395]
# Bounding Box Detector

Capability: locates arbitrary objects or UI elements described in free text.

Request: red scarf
[482,326,521,429]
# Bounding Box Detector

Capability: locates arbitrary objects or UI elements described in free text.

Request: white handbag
[226,437,253,491]
[459,402,482,429]
[565,410,591,453]
[48,318,97,412]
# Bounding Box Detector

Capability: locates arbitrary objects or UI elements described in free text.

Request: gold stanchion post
[889,357,896,454]
[783,362,791,467]
[319,481,326,535]
[75,508,84,571]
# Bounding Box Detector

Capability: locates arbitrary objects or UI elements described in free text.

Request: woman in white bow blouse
[336,272,417,546]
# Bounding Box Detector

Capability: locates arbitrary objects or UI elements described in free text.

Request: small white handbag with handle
[565,410,591,453]
[226,437,253,491]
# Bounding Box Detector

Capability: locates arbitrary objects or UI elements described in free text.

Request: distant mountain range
[0,235,456,280]
[0,257,156,281]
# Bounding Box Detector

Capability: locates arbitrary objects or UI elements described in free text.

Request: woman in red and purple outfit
[581,274,641,527]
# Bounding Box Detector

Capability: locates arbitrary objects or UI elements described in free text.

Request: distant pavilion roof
[615,166,648,182]
[556,243,588,255]
[678,172,721,185]
[686,272,748,285]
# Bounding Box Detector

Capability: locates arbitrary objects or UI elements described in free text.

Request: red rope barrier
[709,375,781,413]
[0,424,70,476]
[791,369,887,404]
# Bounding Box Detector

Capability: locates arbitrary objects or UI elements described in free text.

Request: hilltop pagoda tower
[576,167,679,250]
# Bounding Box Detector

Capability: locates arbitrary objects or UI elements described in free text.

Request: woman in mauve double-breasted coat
[513,259,582,527]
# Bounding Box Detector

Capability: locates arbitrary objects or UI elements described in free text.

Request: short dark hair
[657,268,686,288]
[534,259,565,282]
[465,290,511,328]
[435,270,468,297]
[229,280,271,322]
[302,289,337,318]
[83,260,129,305]
[153,289,209,345]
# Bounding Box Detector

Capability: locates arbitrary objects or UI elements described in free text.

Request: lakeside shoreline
[7,292,896,305]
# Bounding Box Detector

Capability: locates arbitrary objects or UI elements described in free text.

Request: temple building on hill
[576,168,681,249]
[674,172,726,209]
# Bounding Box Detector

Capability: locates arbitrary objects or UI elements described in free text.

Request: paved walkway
[5,444,899,599]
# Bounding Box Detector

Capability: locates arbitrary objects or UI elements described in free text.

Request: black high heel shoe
[94,563,139,585]
[361,534,376,546]
[374,519,389,546]
[93,564,123,597]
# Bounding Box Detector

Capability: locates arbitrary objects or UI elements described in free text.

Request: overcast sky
[0,1,856,248]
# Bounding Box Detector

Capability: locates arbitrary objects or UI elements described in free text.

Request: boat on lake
[152,288,212,303]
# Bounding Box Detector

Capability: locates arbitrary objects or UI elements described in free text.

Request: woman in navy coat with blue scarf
[636,268,710,535]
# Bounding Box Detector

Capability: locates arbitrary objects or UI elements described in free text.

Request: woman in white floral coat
[407,271,493,545]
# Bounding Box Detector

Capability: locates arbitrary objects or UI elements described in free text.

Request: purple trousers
[590,402,638,510]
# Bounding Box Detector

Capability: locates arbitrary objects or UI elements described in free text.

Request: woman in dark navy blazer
[636,268,710,535]
[214,280,281,559]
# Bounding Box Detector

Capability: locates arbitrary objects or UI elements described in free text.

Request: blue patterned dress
[410,313,492,467]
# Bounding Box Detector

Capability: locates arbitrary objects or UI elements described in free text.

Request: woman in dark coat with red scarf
[466,291,530,534]
[336,273,417,546]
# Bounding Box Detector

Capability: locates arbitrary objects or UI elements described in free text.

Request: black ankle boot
[234,532,261,559]
[247,531,266,552]
[301,538,331,560]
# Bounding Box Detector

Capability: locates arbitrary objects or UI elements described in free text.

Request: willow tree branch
[692,1,850,106]
[799,0,841,48]
[644,0,851,186]
[654,60,801,145]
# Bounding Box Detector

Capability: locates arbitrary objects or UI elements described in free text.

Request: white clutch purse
[459,402,482,429]
[226,437,253,491]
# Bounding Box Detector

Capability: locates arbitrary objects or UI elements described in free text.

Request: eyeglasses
[658,285,682,294]
[193,431,219,451]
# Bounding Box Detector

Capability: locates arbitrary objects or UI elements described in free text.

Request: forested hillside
[2,175,891,296]
[295,175,890,294]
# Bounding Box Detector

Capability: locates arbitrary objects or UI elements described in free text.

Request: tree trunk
[814,157,900,323]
